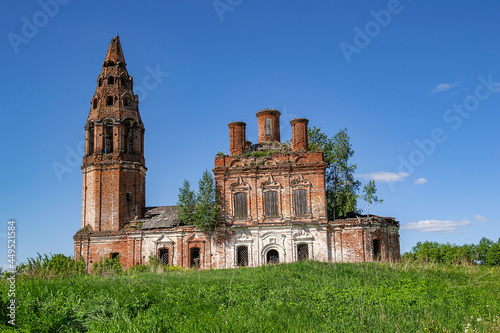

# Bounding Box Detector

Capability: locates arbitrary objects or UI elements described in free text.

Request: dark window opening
[237,246,248,267]
[190,248,200,268]
[107,76,114,85]
[297,244,309,261]
[110,253,119,259]
[88,124,94,155]
[120,77,126,87]
[266,249,279,264]
[93,99,98,109]
[294,189,308,216]
[159,249,169,265]
[264,191,278,217]
[373,239,381,261]
[265,118,272,136]
[98,78,102,87]
[126,192,131,202]
[233,192,247,218]
[124,122,134,153]
[106,96,114,106]
[104,123,113,153]
[123,97,130,107]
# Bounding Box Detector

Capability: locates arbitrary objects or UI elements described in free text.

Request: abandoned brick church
[73,36,400,270]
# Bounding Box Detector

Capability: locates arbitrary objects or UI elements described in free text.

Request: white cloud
[431,82,458,94]
[474,215,488,223]
[414,178,428,185]
[357,172,408,183]
[401,219,470,233]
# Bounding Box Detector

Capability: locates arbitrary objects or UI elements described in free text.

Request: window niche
[103,120,113,154]
[107,76,115,85]
[124,120,134,153]
[261,175,282,219]
[106,96,114,106]
[230,176,251,221]
[87,122,94,155]
[291,174,312,217]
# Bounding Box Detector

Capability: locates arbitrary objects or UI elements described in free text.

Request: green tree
[361,179,383,218]
[193,169,220,231]
[485,238,500,266]
[177,180,196,224]
[475,237,493,265]
[309,127,361,219]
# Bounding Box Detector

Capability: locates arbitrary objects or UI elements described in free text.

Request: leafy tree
[193,169,220,231]
[475,237,493,265]
[177,180,196,224]
[486,238,500,266]
[361,179,383,218]
[309,127,361,219]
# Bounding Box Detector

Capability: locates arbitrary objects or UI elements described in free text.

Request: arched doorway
[373,239,381,261]
[266,249,279,264]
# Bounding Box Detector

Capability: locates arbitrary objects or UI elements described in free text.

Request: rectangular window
[264,191,278,217]
[237,246,248,266]
[159,248,169,265]
[190,248,200,268]
[297,244,309,261]
[294,189,307,215]
[233,192,248,218]
[265,118,272,136]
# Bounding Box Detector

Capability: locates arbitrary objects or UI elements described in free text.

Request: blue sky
[1,0,499,267]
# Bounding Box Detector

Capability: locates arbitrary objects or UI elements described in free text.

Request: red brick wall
[256,109,281,143]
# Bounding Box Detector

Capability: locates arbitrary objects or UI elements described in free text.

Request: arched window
[88,123,94,155]
[123,97,130,107]
[294,189,308,216]
[93,99,98,109]
[264,191,278,217]
[266,249,279,264]
[373,239,381,261]
[297,244,308,261]
[233,192,247,218]
[120,77,126,87]
[159,248,169,265]
[106,96,114,106]
[104,121,113,153]
[190,248,200,268]
[107,76,114,85]
[124,120,134,153]
[237,246,248,266]
[98,78,102,87]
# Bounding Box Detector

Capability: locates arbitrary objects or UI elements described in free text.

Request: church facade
[74,36,400,270]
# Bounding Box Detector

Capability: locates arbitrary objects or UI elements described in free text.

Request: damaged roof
[140,206,181,229]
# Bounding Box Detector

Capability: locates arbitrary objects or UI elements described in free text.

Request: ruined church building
[74,36,400,270]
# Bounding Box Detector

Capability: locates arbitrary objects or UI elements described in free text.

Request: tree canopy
[308,127,361,219]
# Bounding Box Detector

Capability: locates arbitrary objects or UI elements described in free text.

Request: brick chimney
[228,121,246,155]
[256,109,280,143]
[290,118,309,152]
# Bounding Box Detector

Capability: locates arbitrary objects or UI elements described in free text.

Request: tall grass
[0,260,499,332]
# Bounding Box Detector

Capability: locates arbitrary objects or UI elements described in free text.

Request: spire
[103,35,126,66]
[87,35,141,123]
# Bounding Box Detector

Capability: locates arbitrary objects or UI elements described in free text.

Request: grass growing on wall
[0,260,499,332]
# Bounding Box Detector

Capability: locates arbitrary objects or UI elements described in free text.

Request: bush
[91,254,122,276]
[15,253,86,278]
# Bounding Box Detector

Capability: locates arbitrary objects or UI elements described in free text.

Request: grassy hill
[1,260,499,332]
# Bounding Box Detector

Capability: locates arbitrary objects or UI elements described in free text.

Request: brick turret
[228,121,246,156]
[290,118,309,152]
[256,109,280,143]
[82,35,147,232]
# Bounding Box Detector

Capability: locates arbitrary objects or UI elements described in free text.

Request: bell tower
[82,35,146,231]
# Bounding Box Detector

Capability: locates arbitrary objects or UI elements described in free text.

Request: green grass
[1,261,499,332]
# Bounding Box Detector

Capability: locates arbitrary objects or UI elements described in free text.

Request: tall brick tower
[81,35,146,232]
